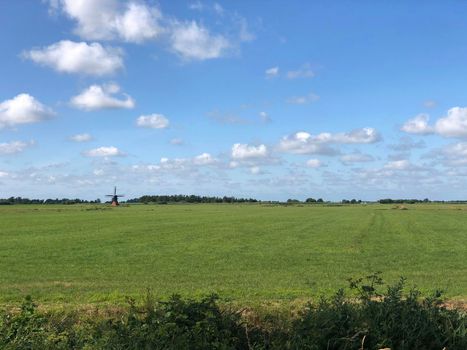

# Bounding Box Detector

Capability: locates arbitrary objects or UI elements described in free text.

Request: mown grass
[0,203,466,305]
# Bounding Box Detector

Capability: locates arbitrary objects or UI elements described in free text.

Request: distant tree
[287,199,300,203]
[305,198,317,203]
[317,198,324,203]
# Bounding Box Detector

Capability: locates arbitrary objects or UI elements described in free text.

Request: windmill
[106,186,124,206]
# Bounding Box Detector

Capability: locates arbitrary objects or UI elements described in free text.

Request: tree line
[126,195,259,204]
[378,198,467,204]
[0,197,101,205]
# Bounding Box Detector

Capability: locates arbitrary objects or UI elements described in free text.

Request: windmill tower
[106,186,124,206]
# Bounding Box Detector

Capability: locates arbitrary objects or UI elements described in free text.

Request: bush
[0,276,466,349]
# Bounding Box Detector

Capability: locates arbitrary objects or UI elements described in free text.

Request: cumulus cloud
[231,143,268,160]
[0,94,54,128]
[83,146,124,157]
[265,66,279,78]
[193,152,217,165]
[286,92,319,105]
[136,114,169,129]
[46,1,251,62]
[24,40,123,76]
[70,133,93,142]
[170,21,230,60]
[286,63,314,79]
[306,159,323,168]
[433,142,467,167]
[384,159,412,170]
[331,128,381,144]
[401,113,433,135]
[278,132,339,155]
[70,83,134,111]
[48,0,163,42]
[229,143,277,169]
[133,153,218,174]
[279,128,380,155]
[0,140,34,155]
[402,107,467,138]
[434,107,467,137]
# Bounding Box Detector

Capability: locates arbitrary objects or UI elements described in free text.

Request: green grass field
[1,203,466,305]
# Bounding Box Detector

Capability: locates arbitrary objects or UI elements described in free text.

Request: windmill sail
[106,186,124,206]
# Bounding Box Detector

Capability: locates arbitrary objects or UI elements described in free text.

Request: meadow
[0,203,466,305]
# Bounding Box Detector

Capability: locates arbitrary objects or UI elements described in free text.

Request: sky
[2,1,467,201]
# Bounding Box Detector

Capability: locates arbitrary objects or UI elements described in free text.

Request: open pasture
[0,203,466,305]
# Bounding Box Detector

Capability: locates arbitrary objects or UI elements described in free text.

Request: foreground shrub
[290,273,467,350]
[0,276,466,349]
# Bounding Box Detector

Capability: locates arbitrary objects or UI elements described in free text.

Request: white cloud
[0,140,34,155]
[0,94,54,128]
[133,152,218,173]
[193,152,216,165]
[279,128,380,155]
[401,113,433,135]
[136,114,169,129]
[231,143,268,160]
[50,0,162,42]
[306,159,322,168]
[170,21,230,60]
[384,159,411,170]
[330,128,381,144]
[402,107,467,138]
[70,83,135,111]
[286,63,314,79]
[83,146,124,157]
[47,1,249,62]
[444,142,467,157]
[265,66,279,78]
[435,142,467,166]
[340,153,374,165]
[70,133,92,142]
[0,171,9,178]
[286,92,320,105]
[24,40,123,76]
[278,132,338,155]
[114,2,163,43]
[434,107,467,137]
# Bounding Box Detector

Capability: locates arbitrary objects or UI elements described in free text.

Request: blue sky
[2,1,467,201]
